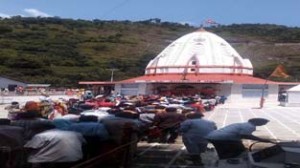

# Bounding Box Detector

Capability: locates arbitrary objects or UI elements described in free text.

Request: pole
[110,69,115,82]
[260,79,268,108]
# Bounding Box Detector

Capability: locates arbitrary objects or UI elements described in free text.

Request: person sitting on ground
[206,118,272,159]
[180,112,217,165]
[153,107,185,143]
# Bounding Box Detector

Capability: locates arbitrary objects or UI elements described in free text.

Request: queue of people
[0,93,272,167]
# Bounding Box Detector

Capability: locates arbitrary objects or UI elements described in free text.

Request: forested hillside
[0,17,300,87]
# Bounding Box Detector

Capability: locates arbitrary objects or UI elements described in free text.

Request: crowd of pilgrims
[1,94,225,167]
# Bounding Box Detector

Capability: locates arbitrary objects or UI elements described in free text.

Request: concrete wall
[115,83,147,96]
[267,84,279,103]
[230,84,242,103]
[145,84,154,95]
[137,83,147,95]
[229,84,279,106]
[217,84,232,102]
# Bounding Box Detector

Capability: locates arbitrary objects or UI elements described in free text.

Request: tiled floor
[206,104,300,142]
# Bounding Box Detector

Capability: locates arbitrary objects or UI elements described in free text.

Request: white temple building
[145,28,253,76]
[80,29,298,105]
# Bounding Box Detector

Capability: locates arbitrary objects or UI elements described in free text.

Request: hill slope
[0,17,300,87]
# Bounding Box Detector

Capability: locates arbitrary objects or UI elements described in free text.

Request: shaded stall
[283,84,300,106]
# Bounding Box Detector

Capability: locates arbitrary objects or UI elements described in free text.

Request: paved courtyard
[207,104,300,142]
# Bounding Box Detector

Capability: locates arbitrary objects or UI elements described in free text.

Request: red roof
[79,81,115,85]
[117,74,278,84]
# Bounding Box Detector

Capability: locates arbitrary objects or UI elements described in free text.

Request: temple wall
[229,84,279,106]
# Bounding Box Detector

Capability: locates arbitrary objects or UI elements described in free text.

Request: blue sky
[0,0,299,27]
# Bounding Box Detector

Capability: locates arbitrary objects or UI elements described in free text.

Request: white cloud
[0,13,11,18]
[24,8,51,17]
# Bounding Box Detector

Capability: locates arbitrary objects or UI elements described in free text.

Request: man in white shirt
[206,118,271,159]
[24,129,86,168]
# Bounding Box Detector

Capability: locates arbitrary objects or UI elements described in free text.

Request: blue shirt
[206,122,256,141]
[180,118,216,137]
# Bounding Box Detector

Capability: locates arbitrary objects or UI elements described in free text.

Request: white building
[115,29,283,104]
[81,29,298,105]
[283,85,300,106]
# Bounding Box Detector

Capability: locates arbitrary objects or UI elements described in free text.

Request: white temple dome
[145,29,253,76]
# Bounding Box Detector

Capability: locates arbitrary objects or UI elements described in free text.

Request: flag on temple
[269,64,289,78]
[205,18,217,25]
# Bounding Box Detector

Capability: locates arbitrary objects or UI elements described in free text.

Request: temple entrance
[156,85,169,95]
[154,84,220,97]
[172,85,198,96]
[155,84,198,96]
[200,86,216,98]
